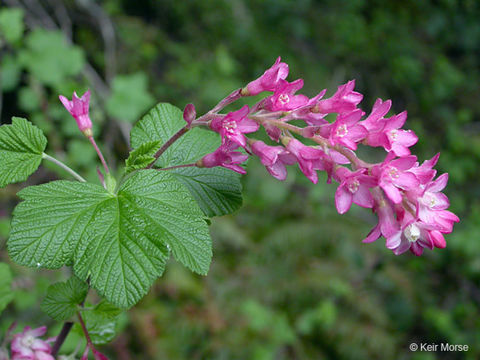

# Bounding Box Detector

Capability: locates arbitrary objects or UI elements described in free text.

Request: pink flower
[210,105,259,147]
[386,208,456,256]
[359,98,392,132]
[388,211,434,256]
[242,57,289,96]
[313,80,363,114]
[283,137,324,184]
[372,154,420,204]
[198,140,248,174]
[363,193,401,244]
[290,90,328,126]
[334,168,376,214]
[408,153,439,184]
[59,90,93,136]
[250,140,296,180]
[264,79,309,112]
[366,110,418,156]
[411,174,459,234]
[323,110,368,150]
[11,326,54,360]
[263,122,282,142]
[183,103,196,127]
[364,171,459,256]
[416,174,450,212]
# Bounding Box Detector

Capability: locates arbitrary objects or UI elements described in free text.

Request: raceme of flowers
[195,57,459,256]
[60,57,459,257]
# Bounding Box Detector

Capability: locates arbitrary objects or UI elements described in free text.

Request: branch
[146,126,189,168]
[51,322,74,357]
[156,163,196,171]
[49,0,72,39]
[75,0,117,84]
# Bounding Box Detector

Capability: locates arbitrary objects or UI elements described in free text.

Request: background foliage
[0,0,479,359]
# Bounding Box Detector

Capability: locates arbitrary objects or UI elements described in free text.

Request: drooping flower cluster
[10,326,55,360]
[192,57,459,256]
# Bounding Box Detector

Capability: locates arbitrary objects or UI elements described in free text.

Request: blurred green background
[0,1,479,359]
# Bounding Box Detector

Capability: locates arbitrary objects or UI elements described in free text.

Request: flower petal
[335,186,353,214]
[353,186,374,208]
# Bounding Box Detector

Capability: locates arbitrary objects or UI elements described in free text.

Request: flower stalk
[42,153,87,182]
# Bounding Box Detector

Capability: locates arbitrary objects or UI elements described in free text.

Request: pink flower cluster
[10,326,55,360]
[193,57,459,256]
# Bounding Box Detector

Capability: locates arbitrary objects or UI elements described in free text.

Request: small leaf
[0,263,14,315]
[1,55,22,92]
[105,173,117,194]
[18,29,85,86]
[0,8,24,43]
[82,312,117,345]
[106,73,154,123]
[75,301,122,345]
[0,117,47,188]
[125,140,161,173]
[130,103,243,217]
[93,300,123,319]
[41,276,88,321]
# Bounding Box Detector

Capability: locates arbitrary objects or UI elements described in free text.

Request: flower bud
[183,103,196,127]
[59,90,93,137]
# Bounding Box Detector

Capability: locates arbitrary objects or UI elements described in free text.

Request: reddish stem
[78,311,102,357]
[156,163,197,171]
[146,126,189,169]
[210,88,242,113]
[89,136,110,174]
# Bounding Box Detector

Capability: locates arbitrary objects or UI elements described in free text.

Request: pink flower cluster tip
[59,90,93,137]
[193,57,459,256]
[10,326,55,360]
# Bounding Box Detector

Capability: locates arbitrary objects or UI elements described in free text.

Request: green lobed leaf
[125,140,161,173]
[0,263,14,315]
[18,29,85,86]
[106,73,155,123]
[0,8,24,44]
[0,117,47,188]
[8,170,211,308]
[130,103,242,217]
[75,301,122,345]
[80,311,117,345]
[172,167,243,218]
[93,300,123,319]
[1,55,22,92]
[41,276,88,321]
